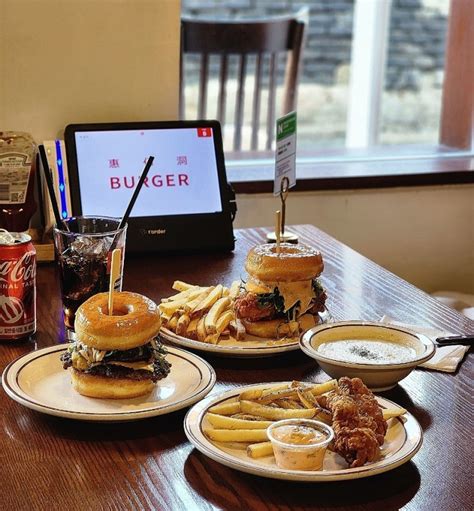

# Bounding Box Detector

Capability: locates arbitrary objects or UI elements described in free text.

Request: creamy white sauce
[318,339,417,364]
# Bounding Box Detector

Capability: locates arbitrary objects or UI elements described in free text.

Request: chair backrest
[180,9,308,151]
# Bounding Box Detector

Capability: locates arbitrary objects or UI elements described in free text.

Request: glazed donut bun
[245,243,323,282]
[70,369,155,399]
[75,291,161,351]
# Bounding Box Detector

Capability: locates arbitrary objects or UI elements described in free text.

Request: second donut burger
[234,243,327,339]
[61,291,171,399]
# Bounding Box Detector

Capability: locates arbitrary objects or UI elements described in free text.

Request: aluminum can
[0,231,36,340]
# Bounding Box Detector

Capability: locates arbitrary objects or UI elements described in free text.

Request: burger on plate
[234,243,327,339]
[61,291,171,399]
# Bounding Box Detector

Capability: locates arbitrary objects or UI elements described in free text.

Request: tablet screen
[74,127,222,217]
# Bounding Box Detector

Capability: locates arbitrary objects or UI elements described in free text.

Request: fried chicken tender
[318,377,388,468]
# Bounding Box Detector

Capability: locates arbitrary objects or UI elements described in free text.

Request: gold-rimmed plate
[2,344,216,421]
[184,382,423,481]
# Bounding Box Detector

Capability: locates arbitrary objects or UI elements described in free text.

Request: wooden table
[1,225,472,511]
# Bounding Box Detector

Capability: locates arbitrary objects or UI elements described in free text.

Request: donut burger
[234,243,327,339]
[61,291,171,399]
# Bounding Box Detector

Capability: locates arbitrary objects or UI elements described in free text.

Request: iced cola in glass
[53,217,127,331]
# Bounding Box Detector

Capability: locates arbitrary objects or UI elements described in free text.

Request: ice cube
[69,236,109,258]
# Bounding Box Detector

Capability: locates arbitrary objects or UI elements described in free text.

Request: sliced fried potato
[172,280,196,292]
[197,315,207,342]
[383,407,407,420]
[161,286,200,303]
[166,314,179,332]
[193,285,224,315]
[204,428,268,443]
[176,314,191,336]
[185,317,199,339]
[240,400,317,420]
[247,441,274,459]
[205,297,231,334]
[308,380,337,396]
[206,413,272,430]
[208,401,241,415]
[228,280,241,299]
[183,288,213,313]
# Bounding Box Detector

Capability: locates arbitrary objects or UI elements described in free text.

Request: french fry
[208,401,241,415]
[247,441,274,459]
[297,388,319,409]
[166,314,179,332]
[205,297,231,334]
[193,285,224,315]
[172,280,195,292]
[215,309,234,333]
[383,407,407,420]
[308,380,337,396]
[206,413,272,430]
[176,314,191,336]
[228,280,241,299]
[204,428,268,443]
[239,388,264,401]
[185,317,200,339]
[161,286,200,303]
[197,315,207,342]
[275,399,303,409]
[183,288,213,313]
[240,400,317,420]
[159,298,190,316]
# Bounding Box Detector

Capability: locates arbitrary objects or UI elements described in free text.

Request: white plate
[2,344,216,422]
[161,309,332,358]
[184,383,423,481]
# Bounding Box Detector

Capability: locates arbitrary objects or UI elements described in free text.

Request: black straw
[38,144,69,231]
[118,156,154,230]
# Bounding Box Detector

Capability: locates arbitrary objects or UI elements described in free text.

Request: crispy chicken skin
[318,377,388,468]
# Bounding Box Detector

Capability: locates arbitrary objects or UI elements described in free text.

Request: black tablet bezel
[64,120,234,253]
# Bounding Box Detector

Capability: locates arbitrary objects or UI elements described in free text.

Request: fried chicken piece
[320,377,388,468]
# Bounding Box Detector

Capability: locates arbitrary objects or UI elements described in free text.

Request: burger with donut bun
[234,243,327,339]
[61,291,171,399]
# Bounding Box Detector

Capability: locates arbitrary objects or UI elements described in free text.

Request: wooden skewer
[275,210,281,254]
[108,248,122,315]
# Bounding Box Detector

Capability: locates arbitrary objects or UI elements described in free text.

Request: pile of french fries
[160,280,246,344]
[203,380,407,461]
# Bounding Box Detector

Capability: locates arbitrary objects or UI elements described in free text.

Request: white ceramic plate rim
[2,344,216,421]
[300,321,435,370]
[161,309,332,358]
[184,383,423,482]
[160,327,300,357]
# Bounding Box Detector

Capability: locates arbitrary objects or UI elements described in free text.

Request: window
[181,0,473,169]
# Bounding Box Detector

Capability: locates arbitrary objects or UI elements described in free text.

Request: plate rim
[160,327,300,357]
[2,344,216,421]
[184,382,423,482]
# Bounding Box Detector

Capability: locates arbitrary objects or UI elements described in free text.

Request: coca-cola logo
[0,296,24,324]
[0,251,36,284]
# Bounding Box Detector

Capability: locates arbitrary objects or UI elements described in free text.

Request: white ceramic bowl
[300,321,435,391]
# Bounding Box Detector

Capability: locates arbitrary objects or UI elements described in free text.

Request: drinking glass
[53,216,127,332]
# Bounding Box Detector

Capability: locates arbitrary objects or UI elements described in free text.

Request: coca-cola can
[0,231,36,340]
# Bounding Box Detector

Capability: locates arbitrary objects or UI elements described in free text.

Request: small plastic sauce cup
[267,419,334,471]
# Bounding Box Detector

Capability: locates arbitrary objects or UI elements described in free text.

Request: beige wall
[235,185,474,294]
[0,0,181,141]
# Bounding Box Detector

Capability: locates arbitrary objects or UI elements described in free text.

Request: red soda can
[0,231,36,340]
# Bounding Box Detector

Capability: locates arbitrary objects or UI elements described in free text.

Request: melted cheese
[107,361,154,372]
[276,280,314,313]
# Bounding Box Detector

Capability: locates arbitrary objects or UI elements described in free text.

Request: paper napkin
[380,316,470,373]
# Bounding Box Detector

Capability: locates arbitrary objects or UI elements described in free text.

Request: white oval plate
[184,383,423,482]
[2,345,216,422]
[161,309,332,358]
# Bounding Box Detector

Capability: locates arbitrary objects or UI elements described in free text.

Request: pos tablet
[64,121,236,253]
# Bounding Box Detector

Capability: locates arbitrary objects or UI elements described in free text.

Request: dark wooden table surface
[1,225,472,511]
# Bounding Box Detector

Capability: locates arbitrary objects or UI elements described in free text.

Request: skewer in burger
[61,291,171,399]
[234,243,327,339]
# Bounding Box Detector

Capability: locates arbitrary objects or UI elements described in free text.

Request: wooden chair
[180,9,308,151]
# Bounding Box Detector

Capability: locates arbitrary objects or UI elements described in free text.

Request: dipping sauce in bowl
[318,339,417,365]
[267,419,334,471]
